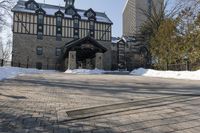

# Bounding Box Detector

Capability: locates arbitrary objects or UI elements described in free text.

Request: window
[84,9,96,19]
[38,14,44,24]
[38,26,42,30]
[57,17,62,26]
[36,47,43,55]
[74,18,79,28]
[89,20,95,37]
[56,48,62,56]
[36,62,42,70]
[27,3,37,10]
[55,11,64,41]
[37,14,44,39]
[56,33,62,41]
[37,32,43,39]
[36,8,45,39]
[25,0,39,10]
[90,21,94,29]
[65,7,76,15]
[73,15,80,38]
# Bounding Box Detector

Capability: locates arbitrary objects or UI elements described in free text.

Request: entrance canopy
[63,36,107,60]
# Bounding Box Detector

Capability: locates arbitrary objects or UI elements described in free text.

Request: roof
[12,0,113,24]
[64,36,107,53]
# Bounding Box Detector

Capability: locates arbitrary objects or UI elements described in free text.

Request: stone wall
[12,33,73,70]
[97,40,112,70]
[12,33,112,70]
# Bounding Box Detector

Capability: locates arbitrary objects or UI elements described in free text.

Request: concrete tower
[123,0,163,36]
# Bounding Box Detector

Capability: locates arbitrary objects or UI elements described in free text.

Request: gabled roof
[55,9,64,17]
[12,0,113,24]
[25,0,39,9]
[64,36,107,53]
[35,7,46,14]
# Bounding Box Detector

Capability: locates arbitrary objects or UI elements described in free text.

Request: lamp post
[183,55,189,71]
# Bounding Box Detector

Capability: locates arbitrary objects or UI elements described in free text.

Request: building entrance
[62,36,107,70]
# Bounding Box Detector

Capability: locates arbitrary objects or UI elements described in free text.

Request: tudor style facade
[12,0,112,70]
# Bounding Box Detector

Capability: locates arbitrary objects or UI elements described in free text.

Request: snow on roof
[111,37,121,44]
[12,0,113,24]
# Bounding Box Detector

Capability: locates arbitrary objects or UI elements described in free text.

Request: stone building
[111,36,149,71]
[123,0,163,36]
[12,0,112,70]
[11,0,152,71]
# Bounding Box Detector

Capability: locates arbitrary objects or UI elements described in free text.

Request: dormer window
[89,20,95,37]
[74,18,79,28]
[38,14,44,24]
[65,6,76,15]
[73,14,80,38]
[27,3,37,10]
[84,8,96,20]
[90,21,94,30]
[25,0,39,10]
[36,8,46,39]
[57,17,62,26]
[55,10,64,41]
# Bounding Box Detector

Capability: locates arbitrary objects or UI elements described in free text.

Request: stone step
[59,96,196,123]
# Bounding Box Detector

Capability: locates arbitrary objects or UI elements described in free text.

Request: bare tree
[0,0,14,61]
[0,33,12,61]
[0,0,14,27]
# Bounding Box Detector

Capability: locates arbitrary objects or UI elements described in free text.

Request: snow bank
[0,67,54,81]
[131,68,200,80]
[65,69,105,74]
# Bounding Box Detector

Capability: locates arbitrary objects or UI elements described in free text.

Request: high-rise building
[123,0,163,36]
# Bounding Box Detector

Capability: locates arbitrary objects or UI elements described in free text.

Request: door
[36,62,42,70]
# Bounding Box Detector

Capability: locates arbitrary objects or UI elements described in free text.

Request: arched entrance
[63,36,107,70]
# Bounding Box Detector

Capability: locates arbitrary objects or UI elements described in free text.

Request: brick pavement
[0,73,200,133]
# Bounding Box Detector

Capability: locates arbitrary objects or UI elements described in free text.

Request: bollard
[1,59,3,67]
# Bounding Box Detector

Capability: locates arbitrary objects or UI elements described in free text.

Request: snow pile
[131,68,200,80]
[0,67,53,81]
[65,69,105,74]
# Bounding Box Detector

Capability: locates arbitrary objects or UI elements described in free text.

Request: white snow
[131,68,200,80]
[0,67,54,81]
[65,69,105,74]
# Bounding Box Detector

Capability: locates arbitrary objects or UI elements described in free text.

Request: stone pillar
[68,51,76,70]
[95,53,103,69]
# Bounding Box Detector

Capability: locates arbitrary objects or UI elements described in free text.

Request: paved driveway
[0,73,200,133]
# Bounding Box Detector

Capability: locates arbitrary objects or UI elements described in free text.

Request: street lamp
[183,55,189,71]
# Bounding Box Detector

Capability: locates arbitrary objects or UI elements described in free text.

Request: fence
[166,62,200,71]
[1,58,200,71]
[0,59,63,71]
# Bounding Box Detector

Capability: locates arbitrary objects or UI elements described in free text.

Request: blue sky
[35,0,127,37]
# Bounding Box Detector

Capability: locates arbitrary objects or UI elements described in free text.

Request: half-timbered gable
[12,0,112,41]
[25,0,39,10]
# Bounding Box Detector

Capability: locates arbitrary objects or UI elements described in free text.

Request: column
[68,51,76,70]
[95,53,103,69]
